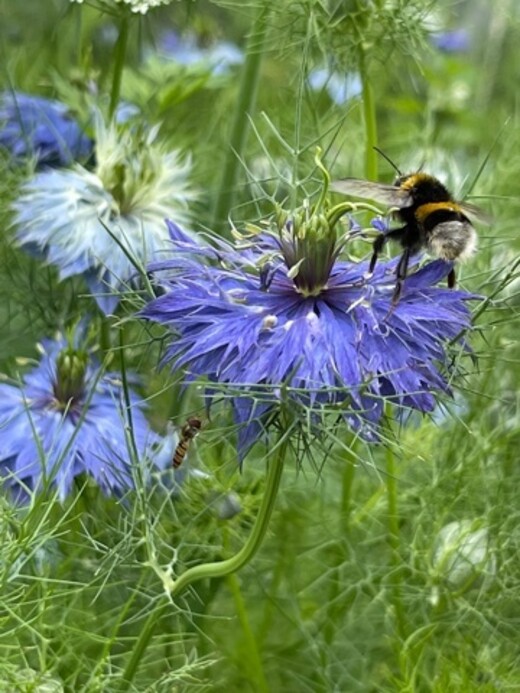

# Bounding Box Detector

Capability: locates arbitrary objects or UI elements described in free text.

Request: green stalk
[211,7,270,232]
[385,441,407,641]
[340,458,356,531]
[119,433,288,690]
[227,571,270,693]
[99,317,111,355]
[359,48,378,181]
[170,437,286,595]
[321,456,356,656]
[109,15,130,121]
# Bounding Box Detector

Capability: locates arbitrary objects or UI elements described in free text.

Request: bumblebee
[331,168,490,303]
[173,417,202,468]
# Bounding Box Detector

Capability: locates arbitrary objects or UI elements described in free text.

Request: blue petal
[0,333,165,502]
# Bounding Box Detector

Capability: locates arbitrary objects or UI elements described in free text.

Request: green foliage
[0,0,519,690]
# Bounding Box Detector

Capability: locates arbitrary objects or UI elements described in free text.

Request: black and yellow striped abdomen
[414,201,465,229]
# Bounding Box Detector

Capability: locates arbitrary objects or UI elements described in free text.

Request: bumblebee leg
[447,267,456,289]
[369,226,408,276]
[392,247,412,304]
[369,234,386,274]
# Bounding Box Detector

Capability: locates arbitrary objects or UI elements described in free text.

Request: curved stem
[170,436,286,595]
[313,146,330,213]
[359,48,378,181]
[211,7,270,232]
[109,15,130,121]
[119,433,288,690]
[326,201,356,229]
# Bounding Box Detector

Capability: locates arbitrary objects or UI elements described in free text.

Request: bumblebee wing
[330,178,413,208]
[459,201,493,225]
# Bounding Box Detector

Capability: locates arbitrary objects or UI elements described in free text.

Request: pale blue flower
[432,29,470,53]
[308,69,362,106]
[13,114,197,314]
[158,31,243,76]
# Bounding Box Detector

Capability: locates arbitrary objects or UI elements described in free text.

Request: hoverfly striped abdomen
[173,416,202,468]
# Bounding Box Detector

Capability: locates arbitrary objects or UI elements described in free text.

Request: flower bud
[53,347,88,407]
[215,491,242,520]
[431,520,495,598]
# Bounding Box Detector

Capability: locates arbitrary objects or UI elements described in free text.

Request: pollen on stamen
[262,315,278,330]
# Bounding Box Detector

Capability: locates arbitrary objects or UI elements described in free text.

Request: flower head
[13,114,197,314]
[0,332,164,502]
[0,92,93,168]
[70,0,173,13]
[157,31,243,76]
[431,29,470,53]
[140,193,476,459]
[308,68,362,106]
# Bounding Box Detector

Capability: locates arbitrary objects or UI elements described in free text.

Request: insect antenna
[373,147,402,176]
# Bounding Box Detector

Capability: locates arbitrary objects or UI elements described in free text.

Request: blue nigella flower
[12,113,197,315]
[140,202,476,459]
[308,68,362,106]
[157,30,243,76]
[0,92,93,168]
[0,332,166,502]
[431,29,470,54]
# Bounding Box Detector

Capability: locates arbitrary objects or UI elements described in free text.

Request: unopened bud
[215,492,242,520]
[431,520,495,597]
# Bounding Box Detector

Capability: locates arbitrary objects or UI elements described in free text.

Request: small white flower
[70,0,173,12]
[13,113,197,314]
[116,0,173,12]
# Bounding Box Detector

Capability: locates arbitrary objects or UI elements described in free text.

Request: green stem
[211,7,270,232]
[227,571,270,693]
[99,317,111,355]
[385,442,407,641]
[340,458,356,531]
[109,15,130,121]
[170,438,286,595]
[119,433,288,690]
[322,456,356,653]
[313,147,330,213]
[359,49,378,181]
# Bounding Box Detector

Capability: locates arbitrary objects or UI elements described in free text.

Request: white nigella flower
[13,114,197,314]
[70,0,173,14]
